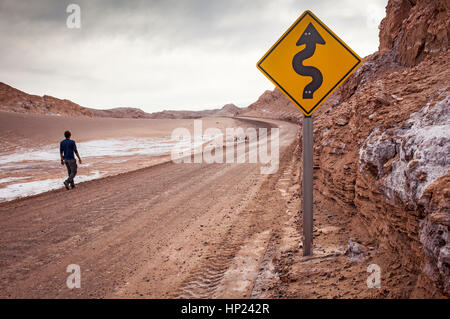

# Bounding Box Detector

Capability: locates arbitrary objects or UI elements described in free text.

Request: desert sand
[0,114,299,298]
[0,111,258,202]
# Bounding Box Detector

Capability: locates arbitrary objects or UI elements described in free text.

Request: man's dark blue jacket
[60,139,77,160]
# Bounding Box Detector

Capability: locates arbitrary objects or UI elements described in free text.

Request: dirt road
[0,117,299,298]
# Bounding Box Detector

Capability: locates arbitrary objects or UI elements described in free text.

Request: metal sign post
[257,10,362,257]
[302,115,313,256]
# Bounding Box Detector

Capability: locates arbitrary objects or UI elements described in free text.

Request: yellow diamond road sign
[257,10,362,116]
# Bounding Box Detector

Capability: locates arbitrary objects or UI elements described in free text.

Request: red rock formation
[379,0,449,66]
[215,103,241,117]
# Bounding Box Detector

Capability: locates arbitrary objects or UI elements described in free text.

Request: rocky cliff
[379,0,448,66]
[244,0,449,297]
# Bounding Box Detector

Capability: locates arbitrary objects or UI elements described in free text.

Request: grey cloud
[0,0,387,111]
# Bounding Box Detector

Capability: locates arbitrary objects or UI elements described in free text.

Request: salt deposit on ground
[0,171,101,201]
[0,135,221,202]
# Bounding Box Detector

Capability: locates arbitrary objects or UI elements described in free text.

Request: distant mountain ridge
[148,103,241,119]
[88,107,153,119]
[0,82,242,119]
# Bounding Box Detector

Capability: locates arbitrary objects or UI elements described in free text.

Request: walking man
[60,130,82,190]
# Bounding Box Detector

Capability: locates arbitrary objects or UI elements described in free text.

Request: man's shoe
[64,181,70,190]
[70,184,75,189]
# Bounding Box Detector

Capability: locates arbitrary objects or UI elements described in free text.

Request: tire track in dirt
[250,141,301,298]
[174,136,301,299]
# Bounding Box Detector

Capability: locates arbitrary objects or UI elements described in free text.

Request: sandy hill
[243,0,449,297]
[147,103,241,119]
[87,107,152,119]
[147,109,216,119]
[215,103,241,117]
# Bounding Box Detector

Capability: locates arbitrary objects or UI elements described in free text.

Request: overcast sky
[0,0,387,112]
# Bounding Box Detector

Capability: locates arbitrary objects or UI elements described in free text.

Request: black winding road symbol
[292,23,326,99]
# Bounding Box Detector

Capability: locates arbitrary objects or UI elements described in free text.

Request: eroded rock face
[379,0,449,66]
[360,93,450,208]
[345,239,368,262]
[359,92,450,294]
[243,89,303,123]
[420,214,450,294]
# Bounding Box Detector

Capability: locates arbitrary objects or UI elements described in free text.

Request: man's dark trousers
[64,159,77,186]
